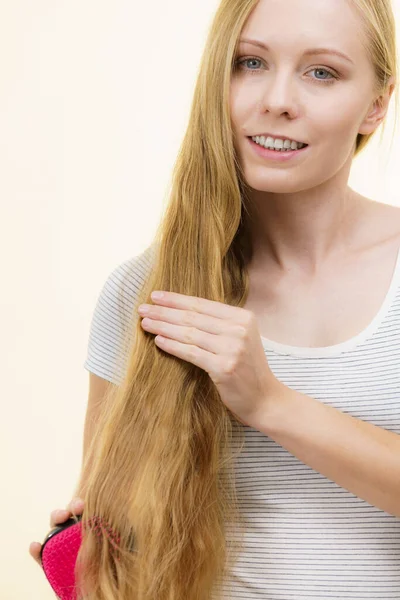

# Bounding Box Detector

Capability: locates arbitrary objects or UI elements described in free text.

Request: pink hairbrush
[40,514,123,600]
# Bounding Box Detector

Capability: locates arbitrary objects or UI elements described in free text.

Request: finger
[69,496,84,508]
[29,541,43,567]
[150,291,242,320]
[142,318,225,354]
[50,498,84,528]
[50,509,71,528]
[66,497,84,514]
[154,335,216,374]
[141,305,228,338]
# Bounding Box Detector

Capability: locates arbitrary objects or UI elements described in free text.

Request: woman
[30,0,399,598]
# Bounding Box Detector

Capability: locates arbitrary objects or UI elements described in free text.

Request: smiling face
[230,0,383,193]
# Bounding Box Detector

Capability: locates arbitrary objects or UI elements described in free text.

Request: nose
[258,70,299,117]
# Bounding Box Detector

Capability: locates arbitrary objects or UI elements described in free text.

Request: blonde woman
[30,0,400,598]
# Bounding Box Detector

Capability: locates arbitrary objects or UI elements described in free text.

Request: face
[230,0,391,194]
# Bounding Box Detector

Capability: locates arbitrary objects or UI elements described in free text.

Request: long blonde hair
[72,1,398,598]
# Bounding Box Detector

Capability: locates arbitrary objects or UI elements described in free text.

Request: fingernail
[151,291,164,300]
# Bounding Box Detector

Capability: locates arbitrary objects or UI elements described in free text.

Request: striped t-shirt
[84,243,400,599]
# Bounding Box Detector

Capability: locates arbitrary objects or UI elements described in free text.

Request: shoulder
[108,243,156,293]
[379,202,400,248]
[96,243,157,333]
[358,196,400,250]
[108,244,155,304]
[83,243,157,384]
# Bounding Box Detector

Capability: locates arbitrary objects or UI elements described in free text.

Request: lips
[247,136,309,148]
[250,134,308,145]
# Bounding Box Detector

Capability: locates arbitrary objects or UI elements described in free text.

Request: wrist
[257,377,289,436]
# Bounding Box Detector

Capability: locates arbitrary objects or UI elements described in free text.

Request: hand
[29,497,85,568]
[138,291,282,429]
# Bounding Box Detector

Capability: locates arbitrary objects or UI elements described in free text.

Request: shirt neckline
[260,243,400,358]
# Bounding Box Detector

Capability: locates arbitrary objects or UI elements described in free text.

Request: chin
[242,172,300,192]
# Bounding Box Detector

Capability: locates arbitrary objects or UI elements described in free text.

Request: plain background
[1,1,399,598]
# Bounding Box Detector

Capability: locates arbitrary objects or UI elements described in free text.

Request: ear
[358,75,396,135]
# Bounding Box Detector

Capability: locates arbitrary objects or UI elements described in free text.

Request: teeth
[251,136,306,151]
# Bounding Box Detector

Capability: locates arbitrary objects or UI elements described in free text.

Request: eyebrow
[238,38,354,65]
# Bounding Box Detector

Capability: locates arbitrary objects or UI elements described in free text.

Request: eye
[233,57,339,84]
[234,57,263,71]
[309,67,338,82]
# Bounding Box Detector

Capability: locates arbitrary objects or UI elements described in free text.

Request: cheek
[229,87,243,132]
[311,93,365,138]
[230,80,257,121]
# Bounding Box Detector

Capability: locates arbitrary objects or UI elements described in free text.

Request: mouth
[246,136,310,161]
[247,136,309,151]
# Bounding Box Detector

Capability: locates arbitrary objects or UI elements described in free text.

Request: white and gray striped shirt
[84,243,400,599]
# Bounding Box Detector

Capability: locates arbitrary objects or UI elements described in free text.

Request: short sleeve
[83,244,156,385]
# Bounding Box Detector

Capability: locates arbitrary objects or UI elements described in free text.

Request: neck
[246,187,368,277]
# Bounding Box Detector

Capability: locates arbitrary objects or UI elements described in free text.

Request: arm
[259,383,400,517]
[73,372,117,500]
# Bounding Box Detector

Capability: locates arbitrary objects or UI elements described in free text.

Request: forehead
[240,0,367,63]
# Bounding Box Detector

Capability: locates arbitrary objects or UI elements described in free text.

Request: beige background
[1,1,399,598]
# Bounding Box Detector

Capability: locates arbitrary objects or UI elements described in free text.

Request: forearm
[72,419,97,501]
[259,382,400,517]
